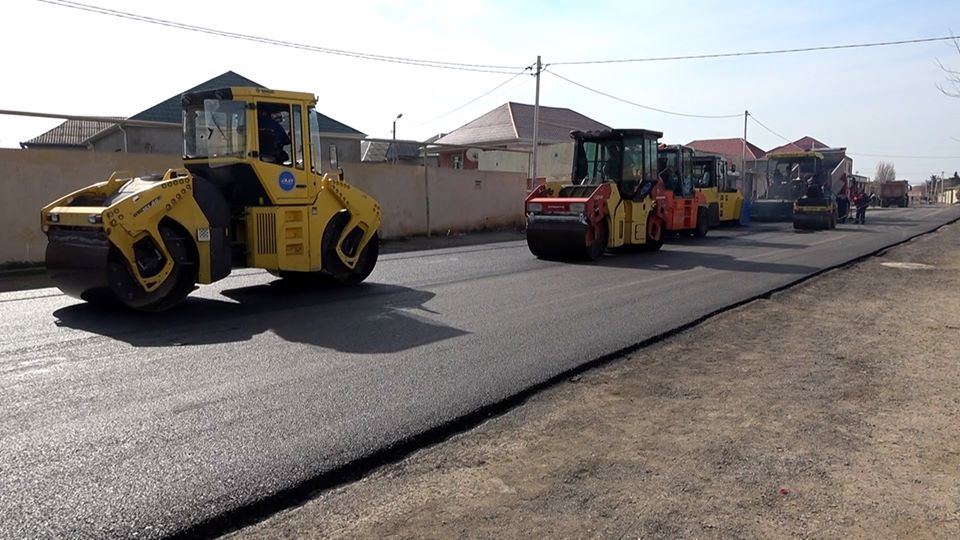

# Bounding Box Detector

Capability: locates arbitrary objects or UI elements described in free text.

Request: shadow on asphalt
[718,236,809,250]
[52,281,468,353]
[593,247,819,274]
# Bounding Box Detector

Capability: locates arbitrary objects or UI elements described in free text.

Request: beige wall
[473,142,573,184]
[343,162,526,236]
[1,149,526,263]
[940,188,959,205]
[0,149,182,264]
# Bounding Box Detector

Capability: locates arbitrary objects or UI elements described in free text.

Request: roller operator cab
[41,87,382,311]
[525,129,668,261]
[655,144,711,237]
[692,153,743,226]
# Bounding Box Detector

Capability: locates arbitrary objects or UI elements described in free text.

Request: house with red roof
[766,136,830,155]
[686,137,766,172]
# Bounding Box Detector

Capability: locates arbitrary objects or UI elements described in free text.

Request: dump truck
[879,180,910,208]
[692,153,743,225]
[41,87,381,310]
[524,130,710,261]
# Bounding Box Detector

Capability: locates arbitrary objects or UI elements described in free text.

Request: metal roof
[131,71,263,123]
[21,117,125,148]
[435,102,610,146]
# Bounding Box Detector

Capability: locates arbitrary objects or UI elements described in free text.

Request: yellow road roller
[41,87,381,310]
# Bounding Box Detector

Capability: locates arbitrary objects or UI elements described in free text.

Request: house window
[452,153,464,169]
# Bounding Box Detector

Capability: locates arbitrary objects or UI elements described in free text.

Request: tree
[938,37,960,97]
[875,161,896,183]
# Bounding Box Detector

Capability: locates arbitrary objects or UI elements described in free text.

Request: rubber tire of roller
[585,222,607,261]
[694,207,709,238]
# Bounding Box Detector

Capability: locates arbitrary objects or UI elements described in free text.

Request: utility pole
[742,110,749,199]
[531,55,542,190]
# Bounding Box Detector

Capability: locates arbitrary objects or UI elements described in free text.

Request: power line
[747,114,959,158]
[36,0,526,74]
[747,113,792,143]
[545,69,741,119]
[848,152,960,159]
[551,35,958,65]
[410,66,533,128]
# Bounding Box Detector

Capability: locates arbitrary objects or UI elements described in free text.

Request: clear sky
[2,0,959,182]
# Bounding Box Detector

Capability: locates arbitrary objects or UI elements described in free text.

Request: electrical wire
[545,69,741,119]
[747,113,792,143]
[36,0,526,74]
[848,152,960,159]
[551,35,959,65]
[410,65,533,128]
[748,114,960,158]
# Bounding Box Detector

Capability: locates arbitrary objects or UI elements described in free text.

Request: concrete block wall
[0,149,527,263]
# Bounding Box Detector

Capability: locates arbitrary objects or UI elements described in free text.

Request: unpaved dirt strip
[230,222,960,539]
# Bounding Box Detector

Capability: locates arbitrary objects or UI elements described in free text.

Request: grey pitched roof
[126,70,363,137]
[361,140,421,162]
[22,71,366,146]
[21,117,125,148]
[130,71,263,123]
[316,113,365,138]
[435,102,610,147]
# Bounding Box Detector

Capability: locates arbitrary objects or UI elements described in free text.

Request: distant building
[908,184,928,205]
[687,137,766,173]
[766,136,831,155]
[939,186,959,205]
[20,117,125,150]
[433,102,609,180]
[21,71,366,162]
[361,140,425,165]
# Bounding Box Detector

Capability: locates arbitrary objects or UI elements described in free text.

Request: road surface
[1,206,957,539]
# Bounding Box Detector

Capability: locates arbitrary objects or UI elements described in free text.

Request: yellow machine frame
[41,87,381,308]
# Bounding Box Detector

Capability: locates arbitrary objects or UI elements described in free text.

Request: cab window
[257,103,293,166]
[622,137,645,181]
[644,138,657,182]
[309,108,322,172]
[292,105,304,170]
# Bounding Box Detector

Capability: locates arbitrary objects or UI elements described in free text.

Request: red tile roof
[767,136,830,155]
[686,138,766,161]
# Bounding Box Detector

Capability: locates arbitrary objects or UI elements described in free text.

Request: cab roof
[181,86,317,107]
[570,128,663,140]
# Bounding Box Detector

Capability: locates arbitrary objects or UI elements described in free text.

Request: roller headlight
[527,202,543,213]
[568,202,585,213]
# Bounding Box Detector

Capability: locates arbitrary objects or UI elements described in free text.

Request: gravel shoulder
[231,222,960,539]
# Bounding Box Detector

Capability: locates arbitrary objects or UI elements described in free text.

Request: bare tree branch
[875,161,897,183]
[937,36,960,97]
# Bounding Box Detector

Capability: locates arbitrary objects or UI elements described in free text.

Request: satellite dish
[466,148,482,161]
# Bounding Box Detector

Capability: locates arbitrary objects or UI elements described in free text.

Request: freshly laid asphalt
[1,205,958,539]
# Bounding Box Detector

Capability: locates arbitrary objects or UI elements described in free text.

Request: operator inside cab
[257,105,292,165]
